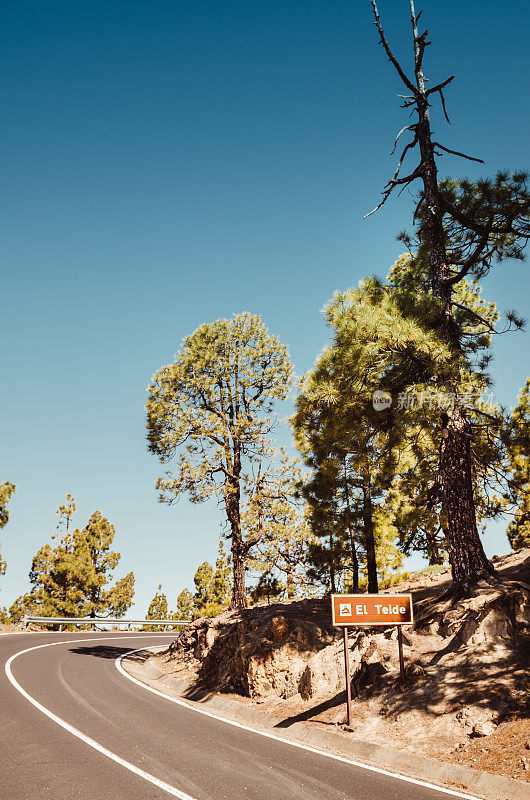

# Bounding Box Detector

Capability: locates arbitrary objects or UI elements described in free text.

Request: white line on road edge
[5,636,198,800]
[117,647,486,800]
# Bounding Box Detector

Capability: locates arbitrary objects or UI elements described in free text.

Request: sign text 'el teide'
[331,594,413,626]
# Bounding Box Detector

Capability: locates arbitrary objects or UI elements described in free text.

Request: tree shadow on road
[69,644,149,662]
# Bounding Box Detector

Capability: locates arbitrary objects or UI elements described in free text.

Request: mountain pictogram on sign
[339,604,351,616]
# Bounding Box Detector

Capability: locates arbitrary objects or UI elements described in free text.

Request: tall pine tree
[146,313,292,608]
[368,1,530,595]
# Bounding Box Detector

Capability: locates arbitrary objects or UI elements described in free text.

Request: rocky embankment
[154,549,530,781]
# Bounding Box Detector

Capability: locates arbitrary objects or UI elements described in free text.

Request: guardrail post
[23,615,28,631]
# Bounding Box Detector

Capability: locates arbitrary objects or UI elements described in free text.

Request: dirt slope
[155,549,530,782]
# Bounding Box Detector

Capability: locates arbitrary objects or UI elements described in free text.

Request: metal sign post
[397,624,405,684]
[342,626,352,726]
[331,593,414,722]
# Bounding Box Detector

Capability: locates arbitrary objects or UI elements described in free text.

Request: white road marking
[117,647,486,800]
[5,636,197,800]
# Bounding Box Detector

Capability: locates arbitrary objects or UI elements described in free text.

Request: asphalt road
[1,632,473,800]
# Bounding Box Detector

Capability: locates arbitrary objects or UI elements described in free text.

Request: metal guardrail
[23,615,189,631]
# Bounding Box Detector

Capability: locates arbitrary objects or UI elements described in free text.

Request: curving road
[1,632,476,800]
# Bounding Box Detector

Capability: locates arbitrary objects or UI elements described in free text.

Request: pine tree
[292,283,424,593]
[173,542,232,622]
[249,500,313,600]
[245,458,314,599]
[55,493,76,536]
[0,482,16,530]
[250,572,283,605]
[0,482,16,580]
[10,501,134,621]
[146,312,293,608]
[210,543,231,609]
[369,507,405,586]
[293,252,505,591]
[503,379,530,550]
[193,561,214,618]
[382,255,504,565]
[298,452,362,594]
[144,585,169,631]
[175,588,194,621]
[189,543,232,619]
[367,1,530,596]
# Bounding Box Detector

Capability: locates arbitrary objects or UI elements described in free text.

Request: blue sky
[2,0,529,615]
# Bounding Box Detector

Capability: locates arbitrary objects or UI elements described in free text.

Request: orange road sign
[331,594,413,626]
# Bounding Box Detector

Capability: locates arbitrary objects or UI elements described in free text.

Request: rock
[296,630,401,701]
[271,615,290,642]
[438,584,530,647]
[166,601,340,699]
[404,662,426,680]
[456,706,497,736]
[247,643,310,699]
[298,640,346,701]
[471,721,496,737]
[351,660,388,696]
[416,619,440,635]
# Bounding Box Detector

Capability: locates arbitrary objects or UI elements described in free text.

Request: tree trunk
[362,462,378,594]
[329,531,337,594]
[410,12,495,596]
[426,533,444,567]
[348,532,359,593]
[441,409,495,593]
[225,461,247,608]
[420,123,495,594]
[231,543,247,609]
[286,570,295,599]
[344,474,359,592]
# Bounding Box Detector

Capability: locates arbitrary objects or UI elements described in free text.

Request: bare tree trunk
[348,528,360,593]
[329,531,337,594]
[344,472,359,592]
[362,460,378,594]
